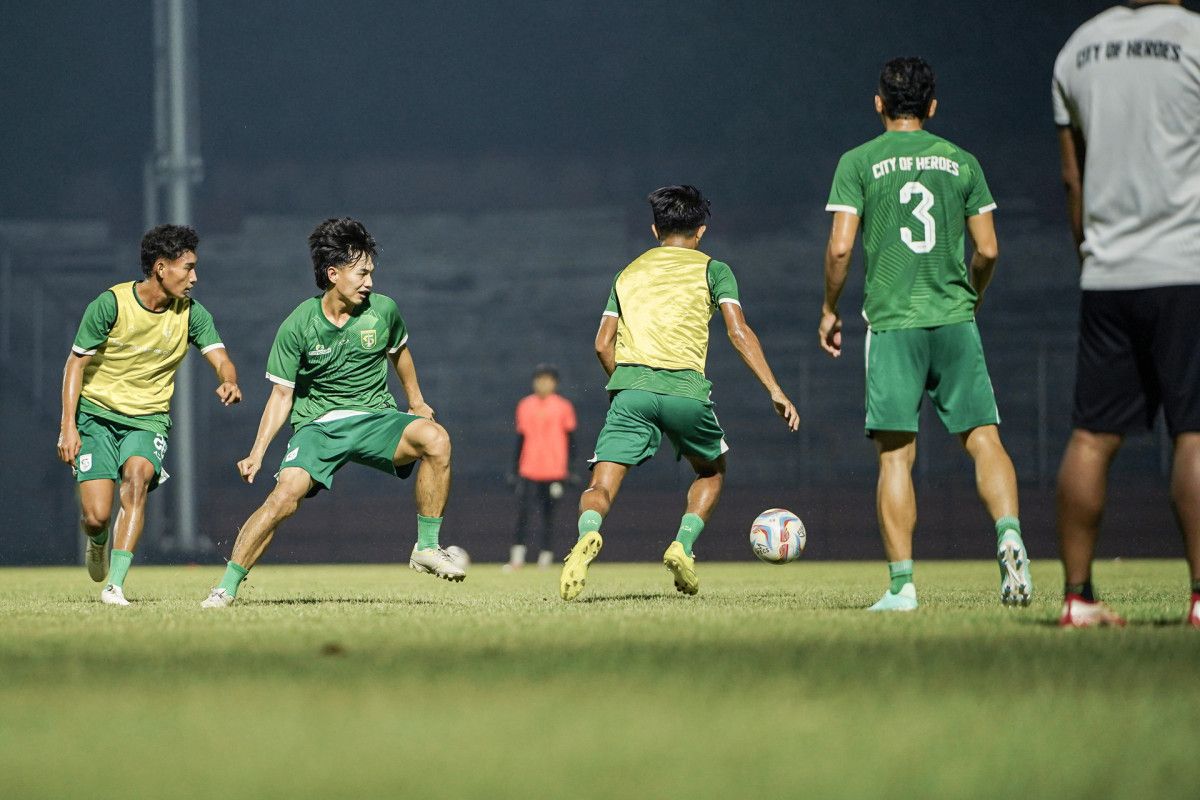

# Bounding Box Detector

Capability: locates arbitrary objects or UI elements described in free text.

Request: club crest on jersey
[79,454,92,473]
[359,329,377,349]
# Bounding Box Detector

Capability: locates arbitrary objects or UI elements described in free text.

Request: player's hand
[57,426,81,466]
[818,309,842,358]
[770,390,800,432]
[237,453,263,484]
[215,381,242,406]
[409,402,435,419]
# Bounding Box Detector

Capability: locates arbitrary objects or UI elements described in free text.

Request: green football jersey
[266,294,409,429]
[826,129,996,330]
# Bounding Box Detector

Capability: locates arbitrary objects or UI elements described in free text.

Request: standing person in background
[1053,0,1200,628]
[504,364,577,571]
[57,224,241,605]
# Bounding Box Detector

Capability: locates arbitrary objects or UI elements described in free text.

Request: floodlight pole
[147,0,203,552]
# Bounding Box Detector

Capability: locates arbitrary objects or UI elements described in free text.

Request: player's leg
[506,479,532,570]
[100,426,170,604]
[392,416,464,581]
[960,425,1030,605]
[78,480,114,583]
[536,481,556,567]
[1149,284,1200,625]
[1172,434,1200,626]
[1058,291,1144,626]
[661,452,726,597]
[562,390,660,600]
[869,431,919,611]
[864,328,924,611]
[203,467,314,608]
[74,412,119,582]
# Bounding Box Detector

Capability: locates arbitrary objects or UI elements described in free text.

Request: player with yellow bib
[560,186,799,601]
[57,225,241,606]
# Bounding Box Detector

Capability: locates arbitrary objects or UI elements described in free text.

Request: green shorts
[865,320,1000,435]
[591,389,728,467]
[279,410,422,496]
[74,409,169,490]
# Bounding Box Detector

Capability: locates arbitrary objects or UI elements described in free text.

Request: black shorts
[1073,286,1200,437]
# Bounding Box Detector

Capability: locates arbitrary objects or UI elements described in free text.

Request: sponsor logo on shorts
[359,329,377,349]
[79,454,92,472]
[284,447,299,463]
[153,435,168,460]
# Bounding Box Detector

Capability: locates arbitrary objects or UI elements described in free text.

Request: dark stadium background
[4,0,1177,566]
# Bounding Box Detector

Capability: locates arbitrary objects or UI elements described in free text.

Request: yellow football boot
[559,531,603,601]
[663,541,699,596]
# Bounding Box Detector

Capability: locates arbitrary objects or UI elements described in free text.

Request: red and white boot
[1187,593,1200,628]
[1060,594,1126,628]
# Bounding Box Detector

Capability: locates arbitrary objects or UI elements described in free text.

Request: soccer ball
[750,508,806,564]
[444,545,470,570]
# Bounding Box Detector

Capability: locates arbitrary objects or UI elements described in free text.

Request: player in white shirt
[1053,0,1200,628]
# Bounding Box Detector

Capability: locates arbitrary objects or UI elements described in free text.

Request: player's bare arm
[966,212,1000,310]
[1057,125,1086,262]
[57,352,92,466]
[238,383,294,483]
[720,302,799,431]
[594,315,618,377]
[389,345,434,419]
[819,210,859,358]
[203,347,242,406]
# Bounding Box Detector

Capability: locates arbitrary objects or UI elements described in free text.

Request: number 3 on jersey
[900,181,936,254]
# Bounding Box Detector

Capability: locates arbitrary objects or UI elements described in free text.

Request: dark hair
[140,224,199,277]
[879,57,936,120]
[647,185,711,237]
[532,363,559,381]
[308,217,378,290]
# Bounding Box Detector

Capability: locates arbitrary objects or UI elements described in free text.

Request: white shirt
[1053,3,1200,289]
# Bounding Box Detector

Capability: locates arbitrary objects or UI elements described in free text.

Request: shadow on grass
[246,597,437,606]
[1022,617,1190,628]
[577,592,678,604]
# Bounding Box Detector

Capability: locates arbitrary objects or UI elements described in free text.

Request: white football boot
[1059,595,1126,628]
[201,588,235,608]
[85,535,109,582]
[409,546,467,581]
[100,584,130,606]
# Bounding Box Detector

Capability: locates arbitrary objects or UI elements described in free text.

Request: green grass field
[1,559,1197,799]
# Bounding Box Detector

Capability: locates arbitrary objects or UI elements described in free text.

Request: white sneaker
[536,550,554,569]
[867,582,918,612]
[201,587,235,608]
[997,531,1033,607]
[409,546,466,581]
[100,584,130,606]
[85,536,109,582]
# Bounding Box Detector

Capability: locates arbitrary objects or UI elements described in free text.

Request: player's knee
[420,423,452,463]
[264,488,301,520]
[80,508,110,532]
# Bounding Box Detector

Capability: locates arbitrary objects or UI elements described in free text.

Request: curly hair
[140,224,199,277]
[879,57,936,120]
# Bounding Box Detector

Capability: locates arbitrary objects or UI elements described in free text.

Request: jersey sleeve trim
[717,297,741,307]
[601,310,619,318]
[825,204,860,215]
[71,345,97,356]
[975,202,998,215]
[387,334,410,354]
[265,372,296,388]
[199,342,225,355]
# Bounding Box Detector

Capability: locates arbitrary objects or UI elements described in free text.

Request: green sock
[577,509,603,539]
[416,515,442,551]
[218,562,249,597]
[108,549,133,588]
[888,559,914,594]
[674,513,704,556]
[87,528,108,546]
[995,516,1021,544]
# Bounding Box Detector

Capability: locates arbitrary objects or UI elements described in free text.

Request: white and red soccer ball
[750,508,806,564]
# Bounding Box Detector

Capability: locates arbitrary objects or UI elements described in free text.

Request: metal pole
[148,0,202,551]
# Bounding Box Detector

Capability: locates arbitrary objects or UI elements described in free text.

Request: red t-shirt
[515,393,576,481]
